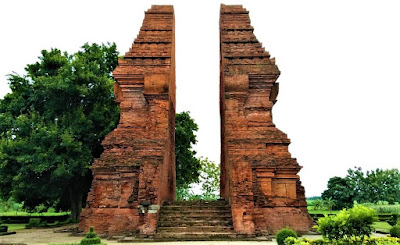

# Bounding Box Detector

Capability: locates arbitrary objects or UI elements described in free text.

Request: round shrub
[0,225,8,233]
[390,224,400,238]
[25,218,43,229]
[276,228,298,245]
[80,226,102,245]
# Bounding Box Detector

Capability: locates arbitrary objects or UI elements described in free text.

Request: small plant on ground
[80,226,104,245]
[25,218,45,228]
[316,204,378,240]
[284,237,308,245]
[0,225,8,232]
[390,224,400,238]
[276,227,298,245]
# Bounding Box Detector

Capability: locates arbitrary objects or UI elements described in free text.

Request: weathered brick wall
[79,5,175,235]
[220,4,312,234]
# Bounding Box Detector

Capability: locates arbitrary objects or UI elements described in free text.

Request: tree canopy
[322,167,400,209]
[0,44,215,218]
[175,111,201,189]
[0,43,119,220]
[198,157,220,200]
[176,157,220,201]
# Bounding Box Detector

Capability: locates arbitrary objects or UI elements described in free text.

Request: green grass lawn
[373,221,392,233]
[2,223,27,231]
[0,211,69,216]
[308,209,340,215]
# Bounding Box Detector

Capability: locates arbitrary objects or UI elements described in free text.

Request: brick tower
[220,5,312,234]
[79,5,175,234]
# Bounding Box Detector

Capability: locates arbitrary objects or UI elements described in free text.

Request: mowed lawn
[373,221,393,233]
[3,223,27,231]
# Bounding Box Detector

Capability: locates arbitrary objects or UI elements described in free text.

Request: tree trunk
[69,186,83,222]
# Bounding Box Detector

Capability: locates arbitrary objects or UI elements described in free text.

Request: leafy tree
[176,158,220,201]
[199,158,220,200]
[323,198,335,211]
[322,176,355,209]
[175,111,201,189]
[322,167,400,209]
[0,43,119,221]
[363,168,400,203]
[313,199,324,210]
[176,187,193,201]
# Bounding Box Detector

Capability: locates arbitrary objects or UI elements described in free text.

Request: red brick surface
[79,5,176,235]
[220,4,312,234]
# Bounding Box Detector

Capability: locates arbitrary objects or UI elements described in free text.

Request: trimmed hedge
[80,227,102,245]
[0,214,70,224]
[80,238,101,245]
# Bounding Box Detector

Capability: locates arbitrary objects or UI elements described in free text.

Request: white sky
[0,0,399,197]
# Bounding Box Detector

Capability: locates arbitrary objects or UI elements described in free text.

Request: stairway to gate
[117,200,271,242]
[155,199,254,240]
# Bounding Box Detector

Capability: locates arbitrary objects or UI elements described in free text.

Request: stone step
[159,213,232,217]
[154,232,255,239]
[155,200,240,241]
[163,200,228,206]
[119,234,267,242]
[158,215,232,220]
[159,209,231,214]
[159,220,232,227]
[157,226,234,233]
[159,215,232,222]
[161,205,230,211]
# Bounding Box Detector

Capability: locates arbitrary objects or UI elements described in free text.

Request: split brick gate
[79,5,312,236]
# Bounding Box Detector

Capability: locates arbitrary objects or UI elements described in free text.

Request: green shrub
[25,218,44,228]
[60,217,72,225]
[80,226,102,245]
[276,228,297,245]
[284,237,308,245]
[390,224,400,238]
[316,204,378,240]
[284,236,400,245]
[0,225,8,232]
[388,214,399,226]
[80,238,101,245]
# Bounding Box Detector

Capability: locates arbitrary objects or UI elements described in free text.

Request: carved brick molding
[220,4,312,234]
[79,5,176,235]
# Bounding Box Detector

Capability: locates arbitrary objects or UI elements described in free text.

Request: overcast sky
[1,0,399,197]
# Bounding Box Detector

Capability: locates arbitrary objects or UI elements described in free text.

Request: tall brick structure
[80,4,311,237]
[220,5,312,234]
[79,5,175,234]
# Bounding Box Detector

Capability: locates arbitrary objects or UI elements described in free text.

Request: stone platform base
[254,207,313,234]
[79,208,142,235]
